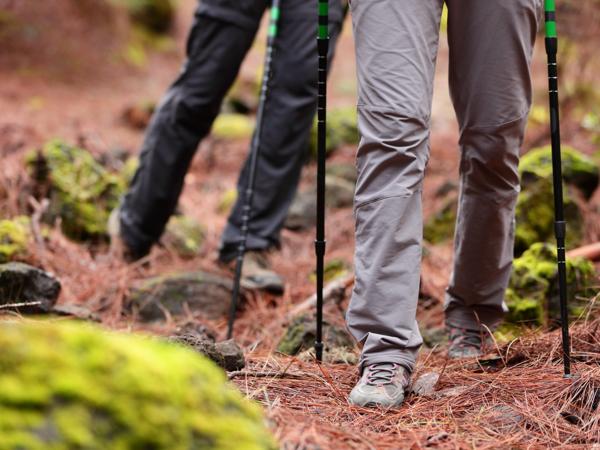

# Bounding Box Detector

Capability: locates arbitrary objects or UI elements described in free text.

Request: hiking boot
[447,326,493,359]
[107,207,149,262]
[223,250,285,295]
[348,362,409,408]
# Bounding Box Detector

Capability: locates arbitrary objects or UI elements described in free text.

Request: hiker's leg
[346,0,444,374]
[444,0,541,330]
[119,3,264,255]
[218,0,345,262]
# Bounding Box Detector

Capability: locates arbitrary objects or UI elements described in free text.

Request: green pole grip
[544,0,557,38]
[318,0,329,39]
[268,5,280,37]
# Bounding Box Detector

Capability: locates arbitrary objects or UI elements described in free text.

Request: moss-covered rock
[309,106,359,158]
[0,320,275,449]
[326,163,357,184]
[212,114,255,140]
[519,145,599,199]
[217,188,238,215]
[27,140,125,241]
[0,216,31,263]
[423,196,457,244]
[506,242,597,326]
[164,215,205,258]
[277,314,355,356]
[309,259,349,284]
[129,271,236,321]
[514,178,583,255]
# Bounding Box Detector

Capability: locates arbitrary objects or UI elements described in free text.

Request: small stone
[128,271,238,321]
[171,332,245,371]
[485,405,523,431]
[0,262,61,313]
[409,372,440,397]
[297,346,358,365]
[51,304,100,322]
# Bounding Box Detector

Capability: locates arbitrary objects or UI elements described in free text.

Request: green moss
[0,320,275,450]
[217,189,238,214]
[0,217,30,263]
[309,106,359,158]
[423,196,457,244]
[309,259,349,283]
[212,114,255,140]
[514,179,583,255]
[519,145,599,199]
[506,243,597,326]
[27,141,125,241]
[277,314,354,356]
[164,215,205,258]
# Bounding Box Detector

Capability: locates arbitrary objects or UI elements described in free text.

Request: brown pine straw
[234,317,600,449]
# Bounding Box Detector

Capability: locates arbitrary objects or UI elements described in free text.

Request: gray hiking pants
[120,0,344,260]
[346,0,542,373]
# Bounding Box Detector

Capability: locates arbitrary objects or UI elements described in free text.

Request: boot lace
[365,363,400,386]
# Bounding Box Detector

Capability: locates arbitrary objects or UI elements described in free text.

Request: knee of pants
[354,108,430,207]
[160,85,221,135]
[459,116,526,203]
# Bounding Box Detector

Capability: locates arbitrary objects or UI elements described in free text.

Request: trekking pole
[544,0,571,377]
[314,0,329,362]
[227,0,281,340]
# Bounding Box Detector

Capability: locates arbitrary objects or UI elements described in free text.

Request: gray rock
[277,313,355,356]
[0,263,60,313]
[485,405,523,431]
[128,271,237,321]
[326,163,357,184]
[409,372,440,396]
[284,175,355,230]
[171,332,245,371]
[51,304,100,322]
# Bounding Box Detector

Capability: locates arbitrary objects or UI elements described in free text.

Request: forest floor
[1,1,600,448]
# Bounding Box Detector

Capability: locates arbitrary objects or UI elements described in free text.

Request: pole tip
[315,341,324,362]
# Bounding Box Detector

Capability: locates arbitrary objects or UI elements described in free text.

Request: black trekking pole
[544,0,571,377]
[314,0,329,362]
[227,0,281,340]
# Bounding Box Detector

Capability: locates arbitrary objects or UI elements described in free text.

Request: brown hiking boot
[447,326,493,359]
[223,250,285,295]
[348,362,410,408]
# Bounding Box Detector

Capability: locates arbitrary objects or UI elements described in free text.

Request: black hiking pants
[119,0,344,261]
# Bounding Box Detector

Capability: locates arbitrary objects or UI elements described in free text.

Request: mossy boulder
[514,178,584,255]
[277,314,355,356]
[0,216,31,263]
[128,271,237,321]
[164,215,205,258]
[26,140,125,241]
[217,188,238,215]
[423,196,457,244]
[309,106,359,158]
[212,114,255,140]
[506,243,597,326]
[326,163,357,184]
[0,320,275,449]
[519,145,599,199]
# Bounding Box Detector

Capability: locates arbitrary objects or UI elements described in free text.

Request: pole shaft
[544,0,571,376]
[315,0,329,362]
[227,0,281,340]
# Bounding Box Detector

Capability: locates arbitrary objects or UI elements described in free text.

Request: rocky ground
[1,1,600,448]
